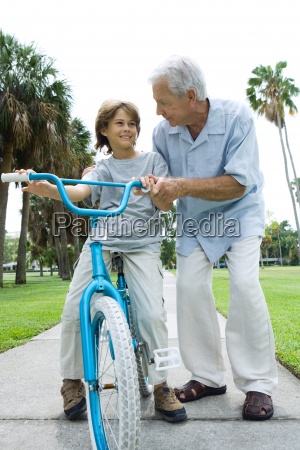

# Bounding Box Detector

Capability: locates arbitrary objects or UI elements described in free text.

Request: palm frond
[0,91,32,145]
[246,61,299,127]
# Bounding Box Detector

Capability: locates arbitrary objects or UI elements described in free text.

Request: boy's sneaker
[61,379,87,420]
[154,384,187,423]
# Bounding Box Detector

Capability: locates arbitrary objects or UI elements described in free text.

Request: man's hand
[82,165,96,178]
[146,175,184,202]
[133,175,174,212]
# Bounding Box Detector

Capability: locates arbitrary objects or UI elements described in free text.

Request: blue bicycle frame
[1,171,148,449]
[23,172,143,448]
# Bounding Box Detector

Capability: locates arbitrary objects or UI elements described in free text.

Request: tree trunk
[54,235,62,277]
[277,113,300,258]
[54,200,70,280]
[284,125,300,216]
[277,233,283,266]
[15,191,30,284]
[260,250,264,269]
[72,206,80,262]
[0,140,14,288]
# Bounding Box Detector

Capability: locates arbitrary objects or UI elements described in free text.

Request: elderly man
[146,55,277,420]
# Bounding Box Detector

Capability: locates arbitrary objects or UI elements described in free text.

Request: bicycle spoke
[86,297,140,449]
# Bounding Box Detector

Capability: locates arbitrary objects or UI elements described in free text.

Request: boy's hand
[15,169,53,197]
[133,175,155,196]
[134,174,173,212]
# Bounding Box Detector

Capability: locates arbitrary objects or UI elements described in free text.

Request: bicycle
[1,172,180,450]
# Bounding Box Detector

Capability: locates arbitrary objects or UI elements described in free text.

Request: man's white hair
[149,55,207,100]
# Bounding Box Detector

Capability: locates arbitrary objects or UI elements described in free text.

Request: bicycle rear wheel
[86,296,140,450]
[128,304,152,397]
[135,349,153,397]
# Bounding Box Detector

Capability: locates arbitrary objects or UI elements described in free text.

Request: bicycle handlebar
[1,172,34,183]
[1,172,145,217]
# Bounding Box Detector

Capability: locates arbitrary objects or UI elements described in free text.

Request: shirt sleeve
[82,166,102,207]
[152,152,170,177]
[152,122,171,168]
[224,116,262,189]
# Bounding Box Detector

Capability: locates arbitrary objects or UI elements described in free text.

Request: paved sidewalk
[1,271,300,449]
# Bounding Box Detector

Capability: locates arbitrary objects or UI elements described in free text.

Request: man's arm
[148,174,246,203]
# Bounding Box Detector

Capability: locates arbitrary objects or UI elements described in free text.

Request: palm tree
[261,234,272,266]
[15,76,72,284]
[46,117,93,280]
[27,195,67,277]
[246,61,300,258]
[292,178,300,205]
[0,30,73,285]
[0,32,30,286]
[26,118,93,280]
[28,195,53,250]
[67,118,93,261]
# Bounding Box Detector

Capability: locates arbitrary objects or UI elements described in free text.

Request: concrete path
[1,270,300,449]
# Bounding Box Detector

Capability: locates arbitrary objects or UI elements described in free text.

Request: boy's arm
[16,169,91,201]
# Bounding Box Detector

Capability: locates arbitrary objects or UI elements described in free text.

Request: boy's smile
[101,108,139,159]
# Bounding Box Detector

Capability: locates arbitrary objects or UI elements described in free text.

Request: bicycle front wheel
[87,296,140,450]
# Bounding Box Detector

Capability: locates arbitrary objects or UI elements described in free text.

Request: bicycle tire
[128,304,152,397]
[135,349,153,397]
[86,296,140,450]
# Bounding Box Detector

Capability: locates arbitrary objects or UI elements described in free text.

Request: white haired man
[143,55,277,420]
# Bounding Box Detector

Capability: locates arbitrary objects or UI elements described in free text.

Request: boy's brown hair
[95,100,141,155]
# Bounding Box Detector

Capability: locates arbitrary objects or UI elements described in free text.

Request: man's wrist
[177,178,188,197]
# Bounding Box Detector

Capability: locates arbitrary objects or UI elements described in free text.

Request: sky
[2,0,300,232]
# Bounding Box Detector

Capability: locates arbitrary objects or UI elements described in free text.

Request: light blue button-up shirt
[152,98,265,263]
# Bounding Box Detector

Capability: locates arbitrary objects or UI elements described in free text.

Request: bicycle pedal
[153,347,181,371]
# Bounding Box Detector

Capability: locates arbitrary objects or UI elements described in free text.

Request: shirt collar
[206,98,225,134]
[168,97,226,136]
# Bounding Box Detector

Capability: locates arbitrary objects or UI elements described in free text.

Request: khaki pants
[177,236,278,396]
[60,246,168,384]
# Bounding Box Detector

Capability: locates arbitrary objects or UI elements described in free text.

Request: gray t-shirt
[83,151,169,252]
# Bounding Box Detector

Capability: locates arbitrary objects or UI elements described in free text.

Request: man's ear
[187,88,197,103]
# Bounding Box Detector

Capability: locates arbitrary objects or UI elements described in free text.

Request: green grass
[2,268,300,380]
[171,266,300,379]
[0,272,118,353]
[0,273,69,352]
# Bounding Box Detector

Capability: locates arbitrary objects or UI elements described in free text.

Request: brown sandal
[243,391,274,420]
[174,380,227,403]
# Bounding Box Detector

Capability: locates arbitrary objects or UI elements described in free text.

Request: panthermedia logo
[52,211,240,238]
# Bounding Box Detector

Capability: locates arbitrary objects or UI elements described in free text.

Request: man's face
[152,81,192,127]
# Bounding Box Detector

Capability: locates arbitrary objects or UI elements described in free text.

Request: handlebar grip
[1,173,33,183]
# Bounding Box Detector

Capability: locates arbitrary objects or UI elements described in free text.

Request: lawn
[0,272,69,352]
[0,271,118,353]
[1,268,300,380]
[199,266,300,379]
[168,266,300,378]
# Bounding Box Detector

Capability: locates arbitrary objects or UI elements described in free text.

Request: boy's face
[101,108,137,152]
